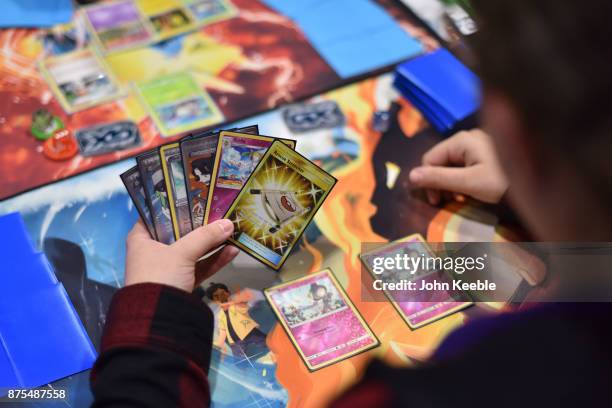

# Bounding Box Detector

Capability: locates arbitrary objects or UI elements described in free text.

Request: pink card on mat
[265,268,379,371]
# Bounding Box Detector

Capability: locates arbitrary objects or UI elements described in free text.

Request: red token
[43,129,78,161]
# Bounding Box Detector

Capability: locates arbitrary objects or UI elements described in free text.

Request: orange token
[43,129,78,161]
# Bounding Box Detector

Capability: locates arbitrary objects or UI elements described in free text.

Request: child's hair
[470,0,612,209]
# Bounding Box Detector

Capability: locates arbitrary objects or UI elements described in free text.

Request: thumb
[172,219,234,262]
[409,166,475,196]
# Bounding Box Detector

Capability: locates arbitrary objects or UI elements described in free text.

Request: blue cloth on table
[394,48,481,134]
[0,213,96,392]
[0,0,74,28]
[260,0,325,20]
[262,0,424,78]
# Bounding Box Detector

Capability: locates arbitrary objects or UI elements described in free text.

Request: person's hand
[124,219,239,293]
[409,129,509,205]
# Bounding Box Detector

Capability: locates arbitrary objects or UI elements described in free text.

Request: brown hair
[470,0,612,208]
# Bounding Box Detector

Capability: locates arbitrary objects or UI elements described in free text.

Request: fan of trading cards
[121,126,336,270]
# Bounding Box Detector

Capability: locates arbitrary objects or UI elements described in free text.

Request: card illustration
[85,0,153,53]
[181,125,259,229]
[359,234,473,329]
[183,0,237,24]
[136,0,197,41]
[224,140,335,270]
[120,166,157,239]
[205,132,296,226]
[39,48,123,113]
[137,151,175,244]
[160,143,192,240]
[265,269,379,371]
[135,72,223,137]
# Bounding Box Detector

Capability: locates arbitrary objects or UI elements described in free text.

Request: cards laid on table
[135,0,198,43]
[359,234,473,329]
[135,72,224,137]
[224,140,336,270]
[264,268,379,371]
[39,48,124,113]
[183,0,237,24]
[84,0,153,54]
[205,131,296,225]
[84,0,237,54]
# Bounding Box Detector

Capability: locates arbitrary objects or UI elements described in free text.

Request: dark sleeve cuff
[101,283,214,372]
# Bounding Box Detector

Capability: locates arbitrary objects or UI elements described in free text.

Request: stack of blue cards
[0,212,96,393]
[393,48,481,135]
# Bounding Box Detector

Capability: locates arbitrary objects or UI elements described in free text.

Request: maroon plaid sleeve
[91,283,214,408]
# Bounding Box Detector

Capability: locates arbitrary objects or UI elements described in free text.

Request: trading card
[120,166,157,239]
[137,150,176,244]
[205,131,296,226]
[135,72,224,137]
[84,0,153,53]
[160,143,192,239]
[264,268,379,371]
[136,0,197,41]
[180,125,259,229]
[359,234,473,330]
[76,120,141,156]
[282,100,345,133]
[182,0,237,24]
[39,48,124,113]
[225,140,335,270]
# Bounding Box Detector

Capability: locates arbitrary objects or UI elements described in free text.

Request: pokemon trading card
[180,125,259,229]
[265,268,379,371]
[359,234,473,329]
[224,140,334,270]
[204,131,295,225]
[120,165,157,239]
[39,48,123,113]
[137,150,175,244]
[160,143,192,239]
[135,72,223,137]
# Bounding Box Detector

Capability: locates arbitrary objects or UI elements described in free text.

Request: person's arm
[91,283,215,407]
[91,219,239,408]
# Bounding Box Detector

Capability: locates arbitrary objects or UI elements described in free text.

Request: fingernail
[409,168,423,183]
[228,246,240,256]
[426,190,434,204]
[217,219,234,234]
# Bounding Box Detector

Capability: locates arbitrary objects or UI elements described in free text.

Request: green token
[31,109,64,141]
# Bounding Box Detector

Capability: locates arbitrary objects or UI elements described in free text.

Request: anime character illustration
[152,169,170,219]
[218,144,265,186]
[206,283,273,363]
[191,156,214,185]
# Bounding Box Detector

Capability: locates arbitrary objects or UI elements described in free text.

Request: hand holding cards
[121,126,336,270]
